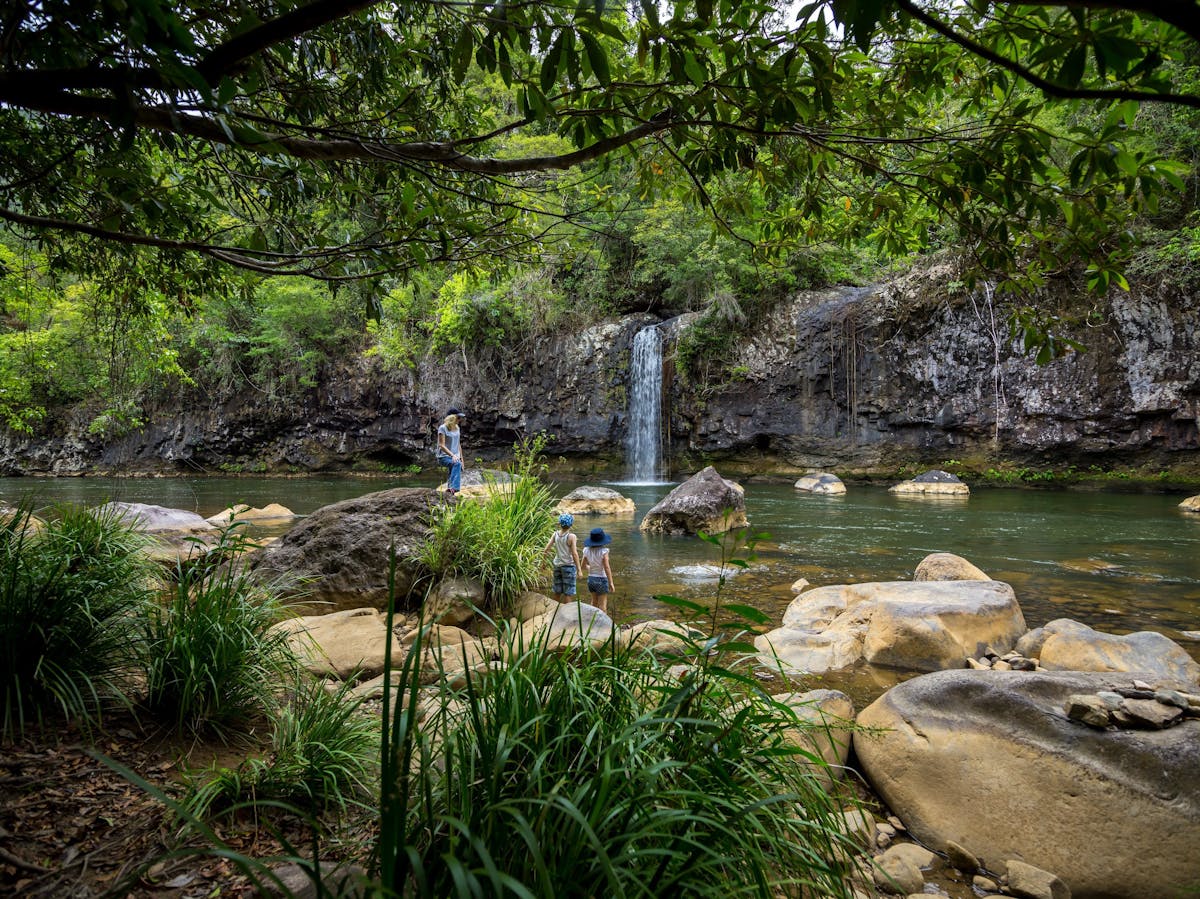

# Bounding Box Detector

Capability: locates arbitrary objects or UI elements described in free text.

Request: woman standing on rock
[436,407,466,498]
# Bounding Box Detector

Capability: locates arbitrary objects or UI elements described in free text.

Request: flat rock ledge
[556,485,636,516]
[889,469,970,496]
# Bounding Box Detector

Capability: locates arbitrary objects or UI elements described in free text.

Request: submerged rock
[794,471,847,495]
[889,470,970,496]
[1179,494,1200,513]
[556,485,636,515]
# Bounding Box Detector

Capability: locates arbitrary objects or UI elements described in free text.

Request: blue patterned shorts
[552,565,577,595]
[587,575,609,595]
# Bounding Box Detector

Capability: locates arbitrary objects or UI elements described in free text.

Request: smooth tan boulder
[207,503,296,525]
[425,576,484,627]
[516,601,614,652]
[854,669,1200,899]
[1179,495,1200,513]
[889,470,970,496]
[640,466,748,535]
[1016,618,1200,688]
[776,689,854,789]
[615,619,692,656]
[794,472,847,495]
[511,591,560,622]
[913,552,990,582]
[277,608,403,681]
[556,486,636,516]
[756,580,1025,675]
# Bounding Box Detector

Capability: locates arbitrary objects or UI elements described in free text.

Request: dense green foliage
[377,623,861,897]
[141,526,296,736]
[0,502,156,737]
[0,1,1198,427]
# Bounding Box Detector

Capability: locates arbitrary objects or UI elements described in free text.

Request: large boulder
[854,669,1200,898]
[793,471,847,495]
[756,580,1025,675]
[1178,494,1200,513]
[247,487,435,610]
[889,470,970,496]
[913,552,990,582]
[639,466,748,535]
[425,576,485,627]
[556,485,636,516]
[1017,618,1200,688]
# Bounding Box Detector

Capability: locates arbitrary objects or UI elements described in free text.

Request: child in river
[580,527,615,613]
[543,513,582,602]
[435,407,465,497]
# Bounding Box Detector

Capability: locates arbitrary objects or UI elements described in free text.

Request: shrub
[415,436,557,614]
[378,626,862,898]
[184,674,379,820]
[1,501,157,738]
[141,526,295,737]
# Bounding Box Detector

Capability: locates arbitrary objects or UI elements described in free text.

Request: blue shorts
[552,565,577,596]
[587,575,609,595]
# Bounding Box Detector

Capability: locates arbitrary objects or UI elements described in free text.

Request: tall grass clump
[416,434,557,614]
[142,525,295,736]
[377,627,863,898]
[184,674,379,820]
[1,501,157,738]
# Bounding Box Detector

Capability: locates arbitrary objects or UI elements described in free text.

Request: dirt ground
[0,712,364,898]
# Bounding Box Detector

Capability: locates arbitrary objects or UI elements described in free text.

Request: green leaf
[721,604,772,625]
[581,32,610,86]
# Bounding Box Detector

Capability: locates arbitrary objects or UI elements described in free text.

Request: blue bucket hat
[558,513,574,527]
[583,527,612,547]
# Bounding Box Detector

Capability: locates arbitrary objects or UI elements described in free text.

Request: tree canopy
[0,0,1196,292]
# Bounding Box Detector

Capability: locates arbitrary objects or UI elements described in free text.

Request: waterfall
[625,326,664,483]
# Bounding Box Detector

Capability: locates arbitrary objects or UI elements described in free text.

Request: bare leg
[591,592,607,613]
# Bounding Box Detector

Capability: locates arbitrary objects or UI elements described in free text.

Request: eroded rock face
[793,471,847,495]
[639,466,748,535]
[206,503,296,526]
[854,669,1200,899]
[247,487,435,610]
[756,580,1025,675]
[556,485,636,516]
[1016,618,1200,688]
[276,608,403,681]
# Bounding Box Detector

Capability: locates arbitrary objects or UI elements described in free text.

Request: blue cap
[558,513,574,527]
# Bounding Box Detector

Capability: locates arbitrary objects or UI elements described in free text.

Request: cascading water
[624,326,665,484]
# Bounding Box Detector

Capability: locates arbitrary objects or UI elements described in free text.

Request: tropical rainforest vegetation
[0,0,1197,432]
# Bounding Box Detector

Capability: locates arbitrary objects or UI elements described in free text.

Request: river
[5,475,1197,645]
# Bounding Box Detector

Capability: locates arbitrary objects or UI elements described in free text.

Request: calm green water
[5,476,1199,651]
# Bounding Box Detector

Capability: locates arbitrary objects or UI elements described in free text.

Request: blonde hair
[442,414,459,431]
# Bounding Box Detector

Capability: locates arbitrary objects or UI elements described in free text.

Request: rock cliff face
[2,264,1197,475]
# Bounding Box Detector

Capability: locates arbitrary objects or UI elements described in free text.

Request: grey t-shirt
[437,423,461,458]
